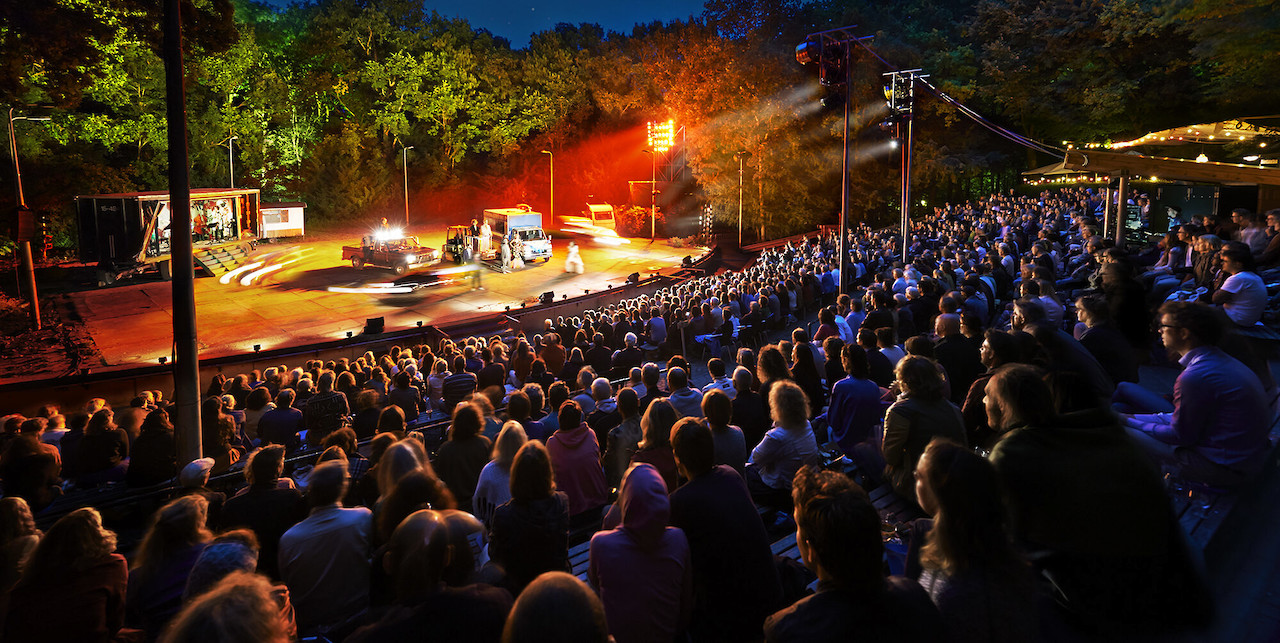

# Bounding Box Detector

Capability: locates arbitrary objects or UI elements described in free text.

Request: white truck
[483,206,553,263]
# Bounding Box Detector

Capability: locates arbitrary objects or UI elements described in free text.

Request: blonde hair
[493,421,529,470]
[160,571,288,643]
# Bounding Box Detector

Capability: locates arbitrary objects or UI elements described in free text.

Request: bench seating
[1171,416,1280,552]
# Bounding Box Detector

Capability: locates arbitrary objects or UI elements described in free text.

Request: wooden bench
[1170,417,1280,552]
[569,540,592,581]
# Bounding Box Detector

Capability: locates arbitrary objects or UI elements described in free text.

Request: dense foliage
[1,0,1274,251]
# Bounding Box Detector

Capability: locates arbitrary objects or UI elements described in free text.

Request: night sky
[264,0,708,47]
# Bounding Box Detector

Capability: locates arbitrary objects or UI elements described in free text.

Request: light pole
[734,151,751,246]
[7,107,50,330]
[642,150,656,240]
[540,150,553,219]
[225,135,237,188]
[402,145,414,228]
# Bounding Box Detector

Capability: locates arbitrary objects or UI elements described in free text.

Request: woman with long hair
[629,398,681,492]
[243,386,276,446]
[790,343,827,417]
[474,421,528,528]
[883,356,967,502]
[0,498,40,627]
[127,408,178,488]
[4,508,126,642]
[433,402,494,515]
[127,495,213,638]
[755,344,793,423]
[914,439,1037,642]
[489,441,571,595]
[76,407,130,486]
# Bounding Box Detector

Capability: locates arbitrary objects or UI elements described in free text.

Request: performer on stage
[500,234,512,271]
[480,220,492,255]
[511,235,525,270]
[565,240,584,274]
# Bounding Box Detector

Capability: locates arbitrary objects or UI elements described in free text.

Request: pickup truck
[342,235,438,275]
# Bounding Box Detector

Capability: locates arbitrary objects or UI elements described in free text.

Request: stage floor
[61,228,698,371]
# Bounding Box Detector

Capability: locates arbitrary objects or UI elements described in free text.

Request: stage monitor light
[540,291,555,305]
[253,344,261,352]
[795,38,820,65]
[626,272,640,284]
[364,317,385,334]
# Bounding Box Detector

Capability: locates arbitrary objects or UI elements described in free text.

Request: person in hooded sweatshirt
[588,463,693,643]
[545,401,609,520]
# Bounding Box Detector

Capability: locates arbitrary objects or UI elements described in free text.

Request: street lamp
[225,135,238,188]
[7,107,50,330]
[402,145,414,228]
[540,150,553,220]
[733,151,751,246]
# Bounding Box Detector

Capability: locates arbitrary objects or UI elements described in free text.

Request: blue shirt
[827,375,885,456]
[1144,346,1270,473]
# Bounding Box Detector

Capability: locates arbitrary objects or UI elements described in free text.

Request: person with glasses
[1115,301,1270,489]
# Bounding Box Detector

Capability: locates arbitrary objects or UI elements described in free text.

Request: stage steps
[193,243,253,276]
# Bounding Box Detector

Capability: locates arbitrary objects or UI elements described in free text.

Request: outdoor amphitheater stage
[56,230,706,377]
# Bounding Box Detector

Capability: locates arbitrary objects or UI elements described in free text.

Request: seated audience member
[666,367,704,419]
[629,397,681,492]
[0,498,40,625]
[1013,298,1114,411]
[172,457,225,529]
[434,402,494,515]
[702,388,747,475]
[257,389,303,452]
[913,439,1037,642]
[506,390,547,443]
[76,407,130,486]
[242,386,276,445]
[377,404,408,438]
[545,401,609,519]
[386,371,423,427]
[1213,241,1268,327]
[304,371,350,447]
[489,440,571,595]
[3,508,128,643]
[442,355,479,412]
[960,329,1021,449]
[1116,301,1272,489]
[589,463,692,643]
[278,460,372,639]
[857,327,895,388]
[700,358,736,399]
[826,344,884,464]
[570,368,597,415]
[601,388,643,488]
[0,417,62,511]
[161,571,291,643]
[745,380,821,508]
[181,532,296,639]
[791,343,827,418]
[670,419,782,640]
[764,466,945,642]
[219,445,307,580]
[882,356,966,502]
[347,510,512,643]
[585,377,622,445]
[933,313,983,405]
[126,495,213,639]
[1074,294,1139,385]
[474,421,528,528]
[730,366,769,449]
[990,364,1213,636]
[502,571,610,643]
[350,390,383,439]
[126,409,178,488]
[636,363,662,412]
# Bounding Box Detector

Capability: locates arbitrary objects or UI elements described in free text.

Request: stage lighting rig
[795,26,872,297]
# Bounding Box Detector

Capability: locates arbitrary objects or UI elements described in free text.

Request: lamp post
[641,150,656,240]
[225,135,237,188]
[734,151,751,246]
[540,150,553,220]
[402,145,414,228]
[7,108,50,330]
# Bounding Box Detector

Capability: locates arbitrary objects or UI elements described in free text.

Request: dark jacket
[488,492,571,595]
[434,435,493,515]
[764,578,946,643]
[126,429,177,487]
[670,466,782,641]
[219,486,308,579]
